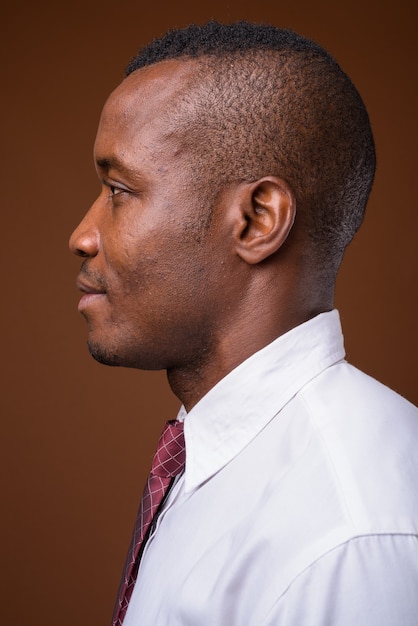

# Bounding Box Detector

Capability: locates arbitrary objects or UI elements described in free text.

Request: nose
[69,203,100,258]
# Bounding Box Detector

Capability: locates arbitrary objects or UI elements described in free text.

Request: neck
[166,298,333,412]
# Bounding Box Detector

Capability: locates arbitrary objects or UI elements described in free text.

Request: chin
[87,338,166,371]
[87,340,125,367]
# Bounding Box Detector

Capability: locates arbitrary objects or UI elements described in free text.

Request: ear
[234,177,296,265]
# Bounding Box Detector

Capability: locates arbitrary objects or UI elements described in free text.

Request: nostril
[75,247,89,258]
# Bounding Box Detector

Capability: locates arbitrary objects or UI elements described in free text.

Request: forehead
[94,60,198,161]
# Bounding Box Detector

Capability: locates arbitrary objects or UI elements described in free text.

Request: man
[70,21,418,626]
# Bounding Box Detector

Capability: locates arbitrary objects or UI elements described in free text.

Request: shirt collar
[178,310,345,493]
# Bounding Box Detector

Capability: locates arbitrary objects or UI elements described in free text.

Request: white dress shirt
[123,310,418,626]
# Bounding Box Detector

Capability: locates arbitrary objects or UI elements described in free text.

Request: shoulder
[261,533,418,626]
[297,361,418,534]
[301,360,416,420]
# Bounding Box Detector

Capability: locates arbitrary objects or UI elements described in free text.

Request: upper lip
[76,276,106,295]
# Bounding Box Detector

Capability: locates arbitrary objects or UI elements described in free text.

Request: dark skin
[69,59,333,411]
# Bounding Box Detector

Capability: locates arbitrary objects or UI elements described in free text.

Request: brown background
[1,0,417,624]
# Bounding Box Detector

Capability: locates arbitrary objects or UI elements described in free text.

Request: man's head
[125,21,376,273]
[70,22,375,395]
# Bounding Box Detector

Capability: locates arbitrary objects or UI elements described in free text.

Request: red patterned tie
[112,420,186,626]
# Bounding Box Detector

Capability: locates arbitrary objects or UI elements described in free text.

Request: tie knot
[151,420,186,478]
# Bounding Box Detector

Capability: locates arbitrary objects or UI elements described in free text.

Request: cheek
[102,205,220,306]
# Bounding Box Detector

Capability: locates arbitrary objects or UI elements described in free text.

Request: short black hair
[126,21,376,272]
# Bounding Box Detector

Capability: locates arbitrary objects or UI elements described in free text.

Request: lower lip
[78,292,106,312]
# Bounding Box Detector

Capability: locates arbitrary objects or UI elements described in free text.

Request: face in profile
[70,60,237,373]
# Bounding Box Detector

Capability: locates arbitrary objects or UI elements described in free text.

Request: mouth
[76,276,106,295]
[76,276,107,312]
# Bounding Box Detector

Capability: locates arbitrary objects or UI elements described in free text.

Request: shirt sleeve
[261,534,418,626]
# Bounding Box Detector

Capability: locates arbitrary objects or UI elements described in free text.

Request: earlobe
[235,177,296,265]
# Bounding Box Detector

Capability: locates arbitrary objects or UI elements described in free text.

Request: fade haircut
[126,21,376,273]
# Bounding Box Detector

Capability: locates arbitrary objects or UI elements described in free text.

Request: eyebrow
[96,156,137,179]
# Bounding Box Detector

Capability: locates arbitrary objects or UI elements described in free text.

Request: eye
[109,184,124,196]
